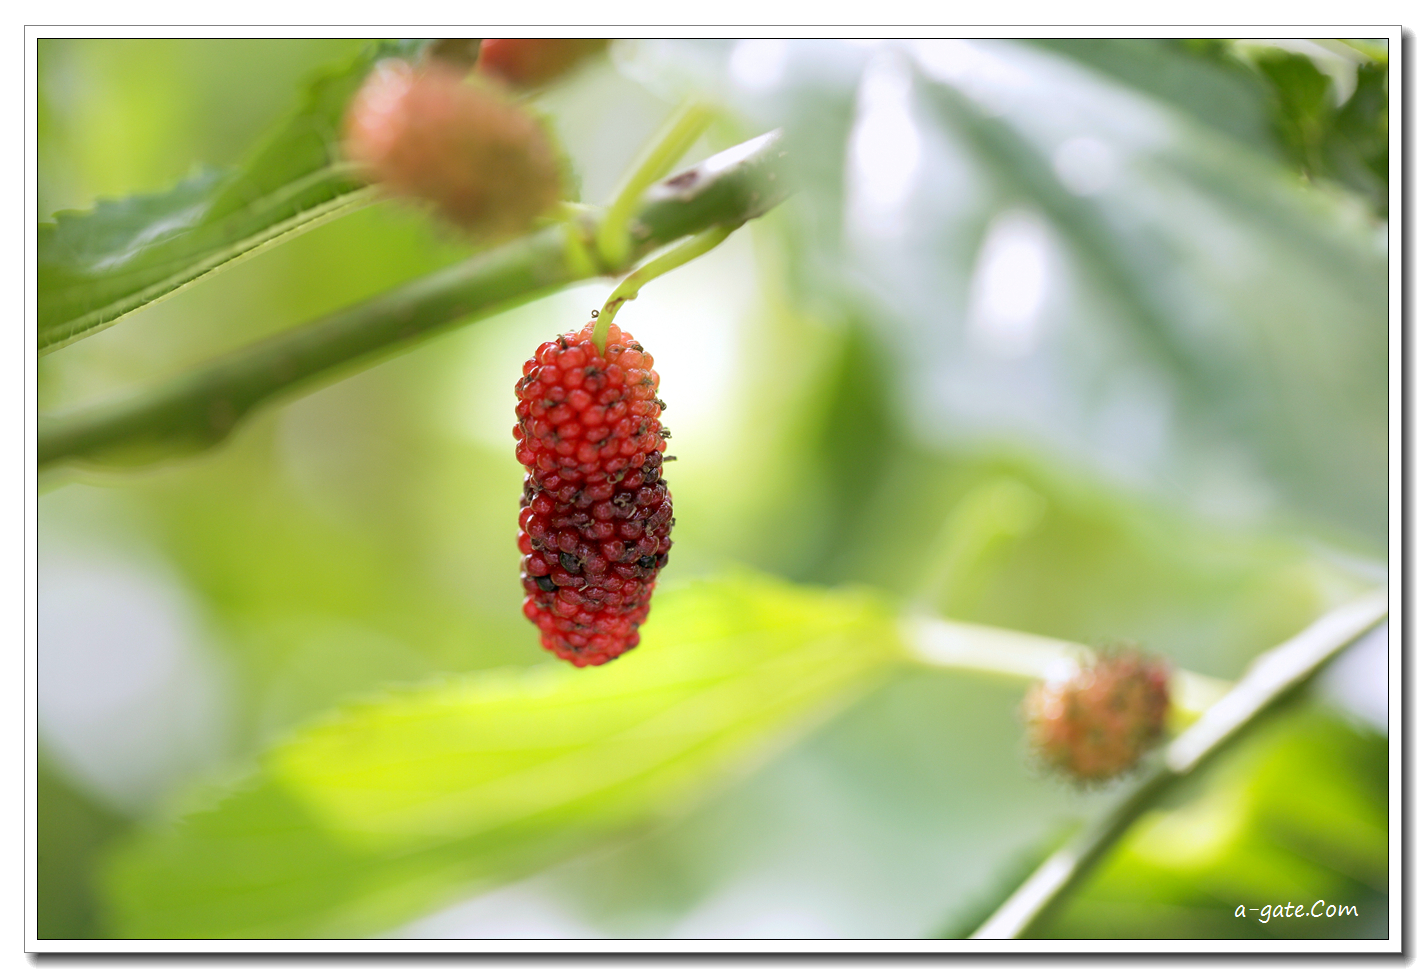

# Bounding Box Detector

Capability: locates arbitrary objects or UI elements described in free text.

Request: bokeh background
[37,37,1391,939]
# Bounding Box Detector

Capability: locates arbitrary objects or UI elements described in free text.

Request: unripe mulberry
[343,59,561,238]
[514,322,672,666]
[1022,646,1170,782]
[478,39,608,89]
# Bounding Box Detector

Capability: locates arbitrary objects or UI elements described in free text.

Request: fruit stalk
[592,223,739,354]
[901,615,1230,724]
[595,98,715,271]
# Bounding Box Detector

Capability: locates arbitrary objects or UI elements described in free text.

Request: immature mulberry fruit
[343,59,561,238]
[477,39,608,89]
[514,322,672,666]
[1022,646,1170,782]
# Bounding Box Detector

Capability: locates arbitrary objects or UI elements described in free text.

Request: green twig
[592,224,739,354]
[39,130,791,471]
[596,99,715,271]
[967,588,1389,939]
[901,615,1231,724]
[1326,38,1389,65]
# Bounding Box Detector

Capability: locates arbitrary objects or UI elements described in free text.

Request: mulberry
[1022,645,1171,782]
[514,322,672,666]
[477,39,608,89]
[343,59,561,239]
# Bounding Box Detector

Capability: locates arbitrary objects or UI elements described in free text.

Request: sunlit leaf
[102,573,902,937]
[37,39,425,354]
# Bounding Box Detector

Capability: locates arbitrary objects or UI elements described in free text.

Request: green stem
[596,99,715,271]
[425,38,485,69]
[39,130,791,471]
[967,588,1389,939]
[901,615,1231,724]
[1327,38,1389,64]
[592,224,739,354]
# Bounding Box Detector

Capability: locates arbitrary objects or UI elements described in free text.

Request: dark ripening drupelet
[514,322,672,666]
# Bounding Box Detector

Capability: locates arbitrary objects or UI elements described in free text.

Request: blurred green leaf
[1322,63,1389,214]
[1251,50,1336,175]
[710,38,1388,547]
[1237,47,1388,215]
[37,39,425,355]
[493,664,1119,939]
[38,760,131,939]
[102,573,901,937]
[1027,39,1281,159]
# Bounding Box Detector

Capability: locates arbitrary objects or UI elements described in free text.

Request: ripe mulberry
[1022,646,1170,782]
[514,322,672,666]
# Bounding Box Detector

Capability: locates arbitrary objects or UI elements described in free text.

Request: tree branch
[900,614,1232,723]
[39,129,790,471]
[968,588,1390,939]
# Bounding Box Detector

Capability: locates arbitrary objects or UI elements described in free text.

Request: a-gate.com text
[1236,902,1359,923]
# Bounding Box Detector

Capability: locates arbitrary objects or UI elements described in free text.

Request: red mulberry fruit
[477,39,608,89]
[514,322,672,666]
[1022,645,1170,782]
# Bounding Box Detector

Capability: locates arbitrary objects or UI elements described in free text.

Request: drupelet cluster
[514,322,673,666]
[343,59,561,239]
[1022,646,1171,782]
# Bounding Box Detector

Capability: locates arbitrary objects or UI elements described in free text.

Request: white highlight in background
[1053,136,1119,197]
[38,554,230,815]
[1319,623,1388,733]
[847,52,921,239]
[911,38,1029,117]
[966,210,1052,358]
[729,39,787,92]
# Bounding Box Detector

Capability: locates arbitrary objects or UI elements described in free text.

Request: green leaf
[1249,49,1335,177]
[702,38,1388,547]
[102,573,902,937]
[1321,62,1389,214]
[1024,39,1282,159]
[37,39,425,355]
[38,760,131,939]
[1235,47,1388,214]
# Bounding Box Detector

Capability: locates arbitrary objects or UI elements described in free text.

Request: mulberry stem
[592,223,740,354]
[595,98,714,271]
[900,615,1231,725]
[39,130,789,471]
